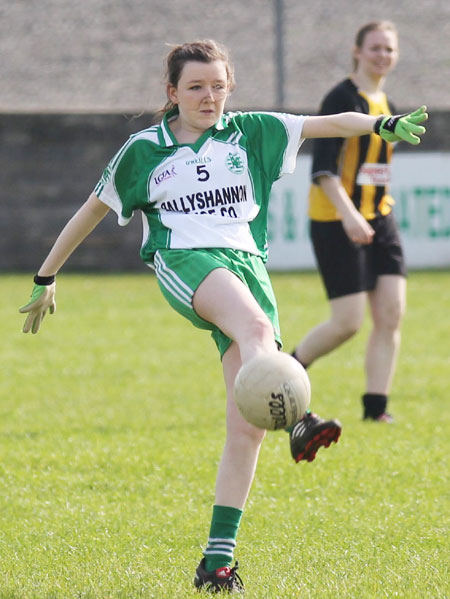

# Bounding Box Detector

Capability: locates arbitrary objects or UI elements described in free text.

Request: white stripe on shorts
[154,251,194,308]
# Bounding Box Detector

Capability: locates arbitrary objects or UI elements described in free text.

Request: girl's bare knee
[373,298,404,332]
[227,416,266,447]
[333,315,361,341]
[244,314,274,346]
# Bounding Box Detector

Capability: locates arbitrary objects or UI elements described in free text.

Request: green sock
[204,504,243,571]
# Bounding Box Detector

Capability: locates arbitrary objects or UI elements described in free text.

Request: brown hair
[353,21,398,71]
[160,39,235,115]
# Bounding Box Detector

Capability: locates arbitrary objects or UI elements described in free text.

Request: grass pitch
[1,271,449,598]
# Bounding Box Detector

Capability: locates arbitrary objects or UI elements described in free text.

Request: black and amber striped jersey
[308,78,396,222]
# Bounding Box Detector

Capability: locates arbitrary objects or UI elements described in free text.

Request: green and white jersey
[94,108,305,263]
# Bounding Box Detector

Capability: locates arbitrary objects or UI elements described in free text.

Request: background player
[19,39,426,592]
[292,21,410,424]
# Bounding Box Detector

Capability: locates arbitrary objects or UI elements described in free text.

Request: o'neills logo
[225,152,244,174]
[282,382,300,423]
[154,164,177,186]
[269,392,287,430]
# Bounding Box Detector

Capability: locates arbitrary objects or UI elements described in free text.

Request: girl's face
[354,29,399,79]
[167,60,230,134]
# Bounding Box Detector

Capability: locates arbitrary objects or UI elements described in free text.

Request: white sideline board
[266,152,450,270]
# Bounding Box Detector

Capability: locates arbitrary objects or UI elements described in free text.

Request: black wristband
[373,116,385,135]
[34,274,55,285]
[374,113,407,135]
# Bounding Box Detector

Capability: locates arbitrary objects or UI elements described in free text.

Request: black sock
[362,393,387,419]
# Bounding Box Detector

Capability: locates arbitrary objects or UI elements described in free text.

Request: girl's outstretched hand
[374,105,428,144]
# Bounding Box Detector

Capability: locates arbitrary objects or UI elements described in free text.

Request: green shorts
[153,248,281,357]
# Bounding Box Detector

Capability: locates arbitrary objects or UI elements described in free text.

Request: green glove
[19,281,56,334]
[405,105,429,125]
[374,105,428,144]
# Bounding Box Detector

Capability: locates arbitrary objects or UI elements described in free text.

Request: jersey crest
[225,152,245,174]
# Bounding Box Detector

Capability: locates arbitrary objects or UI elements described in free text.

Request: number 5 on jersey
[197,165,210,181]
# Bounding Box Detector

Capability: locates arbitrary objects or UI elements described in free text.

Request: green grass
[1,271,449,598]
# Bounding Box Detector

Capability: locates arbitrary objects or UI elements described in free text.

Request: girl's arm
[316,175,375,245]
[19,193,110,334]
[38,192,110,276]
[302,106,427,144]
[302,112,376,139]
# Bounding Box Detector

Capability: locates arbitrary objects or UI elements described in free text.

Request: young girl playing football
[20,39,426,592]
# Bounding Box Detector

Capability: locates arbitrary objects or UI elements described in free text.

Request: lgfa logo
[225,152,244,174]
[154,164,177,186]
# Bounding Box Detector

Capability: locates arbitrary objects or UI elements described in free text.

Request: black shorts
[310,212,406,300]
